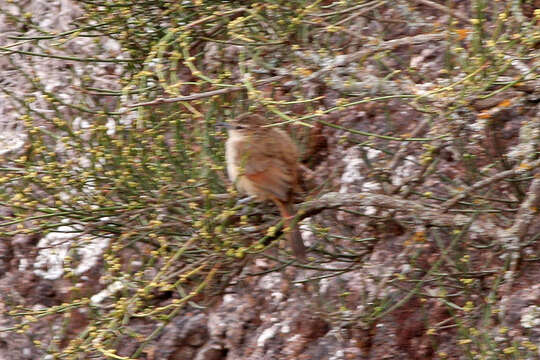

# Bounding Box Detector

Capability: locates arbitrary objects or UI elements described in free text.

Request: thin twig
[441,158,540,211]
[389,118,431,170]
[128,76,285,108]
[304,33,446,82]
[411,0,471,24]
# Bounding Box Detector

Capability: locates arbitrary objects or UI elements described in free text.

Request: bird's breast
[225,131,244,182]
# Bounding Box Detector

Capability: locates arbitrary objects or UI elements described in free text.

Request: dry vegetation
[0,1,539,359]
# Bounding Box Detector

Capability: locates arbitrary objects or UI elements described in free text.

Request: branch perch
[298,192,470,228]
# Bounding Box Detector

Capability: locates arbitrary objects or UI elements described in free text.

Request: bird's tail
[274,199,306,261]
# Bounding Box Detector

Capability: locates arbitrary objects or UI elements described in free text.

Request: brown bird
[223,113,306,261]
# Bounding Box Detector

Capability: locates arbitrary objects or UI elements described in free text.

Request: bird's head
[219,113,267,133]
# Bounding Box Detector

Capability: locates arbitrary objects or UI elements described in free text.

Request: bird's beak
[216,122,232,130]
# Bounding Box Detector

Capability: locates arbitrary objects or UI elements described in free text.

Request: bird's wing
[244,159,295,201]
[233,147,294,201]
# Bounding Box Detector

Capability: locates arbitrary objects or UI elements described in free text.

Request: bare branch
[498,173,540,314]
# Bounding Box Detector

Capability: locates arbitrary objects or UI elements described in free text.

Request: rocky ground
[1,1,539,359]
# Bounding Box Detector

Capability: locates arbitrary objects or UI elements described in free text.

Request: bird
[222,113,307,261]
